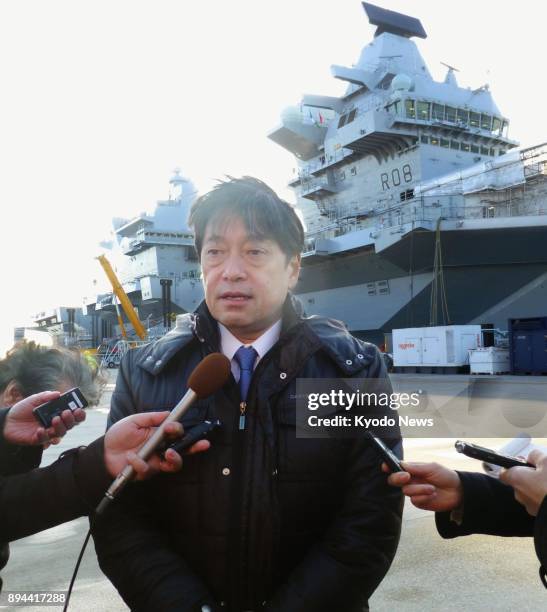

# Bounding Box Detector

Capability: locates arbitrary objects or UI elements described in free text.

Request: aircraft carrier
[74,3,547,349]
[267,2,547,345]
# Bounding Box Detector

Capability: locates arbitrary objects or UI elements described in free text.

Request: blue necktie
[234,346,257,430]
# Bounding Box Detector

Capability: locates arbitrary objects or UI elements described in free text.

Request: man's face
[201,215,300,343]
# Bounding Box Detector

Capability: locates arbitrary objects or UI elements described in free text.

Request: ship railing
[520,142,547,162]
[524,161,547,179]
[134,230,194,246]
[306,199,547,242]
[296,148,353,180]
[376,201,547,230]
[300,176,334,195]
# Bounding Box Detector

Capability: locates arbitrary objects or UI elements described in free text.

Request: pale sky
[1,0,546,354]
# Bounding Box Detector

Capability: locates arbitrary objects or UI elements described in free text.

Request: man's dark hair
[188,176,304,262]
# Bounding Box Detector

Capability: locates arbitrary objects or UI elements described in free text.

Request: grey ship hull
[296,225,547,344]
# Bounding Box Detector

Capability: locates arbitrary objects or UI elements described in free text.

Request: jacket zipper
[239,401,247,430]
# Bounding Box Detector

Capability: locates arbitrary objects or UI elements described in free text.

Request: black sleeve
[91,352,215,612]
[0,437,111,542]
[534,496,547,571]
[436,471,534,538]
[0,408,43,476]
[266,347,403,611]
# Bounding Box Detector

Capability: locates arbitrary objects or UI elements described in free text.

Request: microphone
[95,353,231,515]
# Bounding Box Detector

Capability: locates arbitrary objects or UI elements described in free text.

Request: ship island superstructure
[267,2,547,344]
[82,169,204,344]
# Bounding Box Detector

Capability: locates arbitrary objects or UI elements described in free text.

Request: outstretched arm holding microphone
[0,391,210,544]
[384,452,547,586]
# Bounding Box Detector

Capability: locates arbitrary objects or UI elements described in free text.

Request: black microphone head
[188,353,231,399]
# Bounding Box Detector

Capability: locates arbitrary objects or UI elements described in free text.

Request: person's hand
[3,391,86,447]
[500,450,547,516]
[103,411,211,480]
[382,461,463,512]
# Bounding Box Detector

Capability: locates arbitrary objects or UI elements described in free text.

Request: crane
[96,254,147,340]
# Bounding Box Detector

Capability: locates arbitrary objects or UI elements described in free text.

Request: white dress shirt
[218,320,282,382]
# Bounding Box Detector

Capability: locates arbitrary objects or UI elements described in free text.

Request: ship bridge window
[481,146,490,155]
[441,139,450,148]
[338,114,347,128]
[445,106,457,123]
[461,142,470,152]
[457,109,469,126]
[346,109,357,123]
[450,140,460,150]
[430,136,440,146]
[432,103,444,121]
[490,147,496,156]
[417,101,430,121]
[405,99,416,119]
[501,120,508,136]
[499,149,506,156]
[420,135,429,144]
[386,100,401,115]
[469,112,480,128]
[481,114,492,131]
[470,144,479,154]
[492,117,502,135]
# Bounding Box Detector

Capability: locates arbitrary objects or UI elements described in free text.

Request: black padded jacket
[91,296,404,612]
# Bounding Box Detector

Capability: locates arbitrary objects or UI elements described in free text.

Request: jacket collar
[138,293,376,377]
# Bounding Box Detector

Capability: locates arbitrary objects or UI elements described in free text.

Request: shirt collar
[218,320,282,363]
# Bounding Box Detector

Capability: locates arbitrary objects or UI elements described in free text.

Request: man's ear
[2,381,24,408]
[287,255,301,289]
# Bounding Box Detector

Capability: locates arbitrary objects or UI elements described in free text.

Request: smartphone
[365,431,403,472]
[455,440,533,469]
[33,387,88,428]
[162,419,222,457]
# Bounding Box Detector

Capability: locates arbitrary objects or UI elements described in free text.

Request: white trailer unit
[469,347,511,375]
[393,325,482,369]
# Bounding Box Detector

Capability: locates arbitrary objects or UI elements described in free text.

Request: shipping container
[509,317,547,374]
[393,325,482,371]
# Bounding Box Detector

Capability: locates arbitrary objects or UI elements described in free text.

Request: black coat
[0,408,112,589]
[91,297,404,612]
[436,470,547,587]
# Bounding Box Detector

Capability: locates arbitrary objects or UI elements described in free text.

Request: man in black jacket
[386,456,547,587]
[91,177,403,612]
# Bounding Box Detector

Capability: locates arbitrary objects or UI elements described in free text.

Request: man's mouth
[219,292,252,302]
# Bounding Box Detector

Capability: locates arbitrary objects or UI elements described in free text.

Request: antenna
[362,3,427,39]
[440,62,459,72]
